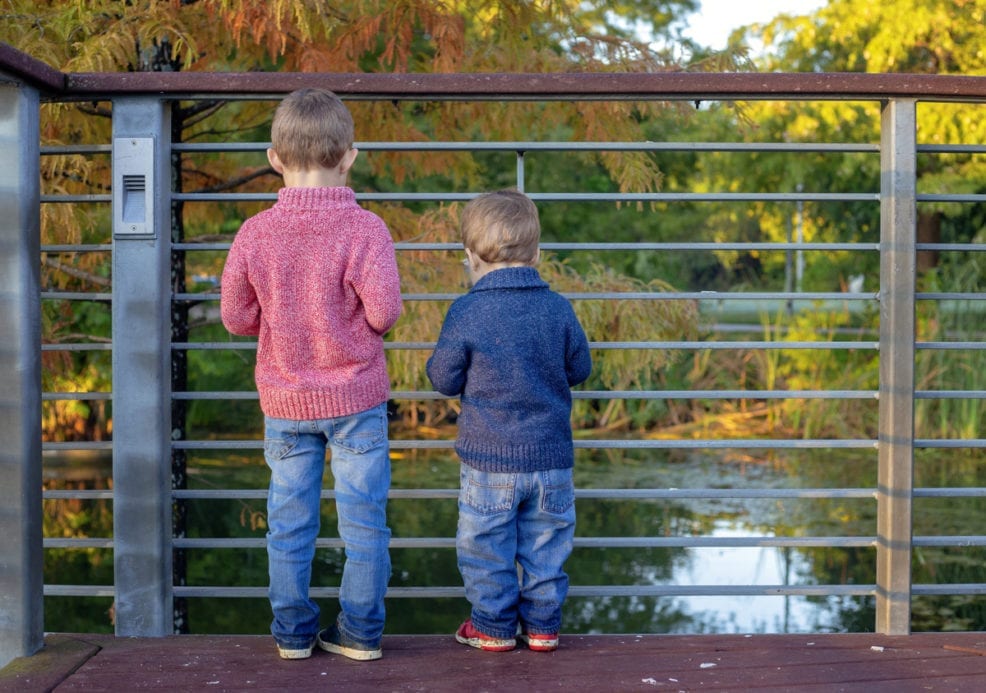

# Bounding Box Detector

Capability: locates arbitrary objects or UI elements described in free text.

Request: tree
[3,0,747,440]
[743,0,986,442]
[747,0,986,269]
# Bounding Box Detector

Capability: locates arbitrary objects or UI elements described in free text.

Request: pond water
[43,445,983,635]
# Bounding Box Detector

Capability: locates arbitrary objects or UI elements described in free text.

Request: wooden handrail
[3,42,986,101]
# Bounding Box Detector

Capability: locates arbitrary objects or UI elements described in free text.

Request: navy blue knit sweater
[426,266,592,473]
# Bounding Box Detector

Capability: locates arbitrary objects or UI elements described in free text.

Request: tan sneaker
[317,623,382,661]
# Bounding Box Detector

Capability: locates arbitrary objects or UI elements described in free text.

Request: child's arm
[566,313,593,387]
[426,316,468,396]
[219,238,261,336]
[359,243,403,336]
[350,223,403,336]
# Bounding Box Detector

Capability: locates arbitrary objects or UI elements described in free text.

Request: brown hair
[270,88,354,170]
[460,190,540,265]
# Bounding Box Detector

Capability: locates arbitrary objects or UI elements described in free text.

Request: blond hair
[270,88,354,170]
[460,190,540,265]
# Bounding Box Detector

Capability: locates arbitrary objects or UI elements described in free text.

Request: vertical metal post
[0,83,44,669]
[111,98,173,636]
[516,150,525,192]
[875,97,917,635]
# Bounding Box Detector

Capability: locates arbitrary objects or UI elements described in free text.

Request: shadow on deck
[4,632,986,691]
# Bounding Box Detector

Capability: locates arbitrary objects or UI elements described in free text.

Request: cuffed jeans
[264,403,391,650]
[456,465,576,639]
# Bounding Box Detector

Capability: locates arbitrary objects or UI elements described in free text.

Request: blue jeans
[263,403,391,650]
[456,465,576,639]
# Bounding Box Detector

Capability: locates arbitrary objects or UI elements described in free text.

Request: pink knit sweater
[220,186,403,420]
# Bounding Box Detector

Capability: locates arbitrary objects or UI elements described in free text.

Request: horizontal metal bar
[45,538,113,549]
[41,343,112,351]
[912,488,986,498]
[43,487,984,503]
[172,389,880,401]
[172,391,257,400]
[917,342,986,350]
[42,441,112,451]
[403,241,884,252]
[175,191,879,203]
[918,194,986,203]
[40,292,111,301]
[915,243,986,252]
[165,535,874,550]
[52,438,877,453]
[165,488,877,501]
[43,392,112,401]
[914,390,986,399]
[173,140,881,154]
[42,535,878,552]
[44,535,986,551]
[568,584,878,598]
[575,536,876,549]
[40,194,110,203]
[912,584,986,596]
[173,241,884,252]
[917,143,986,153]
[913,536,986,547]
[52,190,986,205]
[40,244,111,253]
[43,490,115,500]
[176,290,877,302]
[411,291,878,301]
[40,144,112,155]
[171,342,256,350]
[44,585,115,598]
[42,583,986,600]
[40,189,971,211]
[916,292,986,300]
[172,340,882,351]
[915,439,986,448]
[165,584,878,599]
[171,438,880,451]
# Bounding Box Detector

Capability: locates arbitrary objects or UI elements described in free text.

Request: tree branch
[190,166,278,193]
[43,256,111,288]
[177,100,226,127]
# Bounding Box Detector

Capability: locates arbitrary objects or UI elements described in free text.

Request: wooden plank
[0,634,99,692]
[22,633,986,692]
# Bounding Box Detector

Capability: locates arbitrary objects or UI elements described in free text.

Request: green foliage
[914,246,986,440]
[12,0,984,450]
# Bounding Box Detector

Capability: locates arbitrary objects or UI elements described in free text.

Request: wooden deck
[3,632,986,692]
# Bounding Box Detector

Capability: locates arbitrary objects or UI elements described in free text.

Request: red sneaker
[518,630,559,652]
[455,620,516,652]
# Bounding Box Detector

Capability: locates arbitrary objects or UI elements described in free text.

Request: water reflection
[42,446,983,634]
[667,523,824,633]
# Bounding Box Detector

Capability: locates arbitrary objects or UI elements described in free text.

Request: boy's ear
[266,148,284,174]
[339,147,359,174]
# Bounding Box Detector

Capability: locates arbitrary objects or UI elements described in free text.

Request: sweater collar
[470,266,549,292]
[275,186,356,210]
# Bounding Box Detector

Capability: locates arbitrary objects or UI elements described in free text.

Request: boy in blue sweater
[426,190,592,652]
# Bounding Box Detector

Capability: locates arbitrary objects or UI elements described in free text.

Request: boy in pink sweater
[221,88,402,661]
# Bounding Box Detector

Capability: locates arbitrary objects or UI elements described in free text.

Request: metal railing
[2,43,985,666]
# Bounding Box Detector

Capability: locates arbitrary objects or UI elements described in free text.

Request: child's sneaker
[454,620,516,652]
[518,629,559,652]
[276,640,314,660]
[317,623,383,661]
